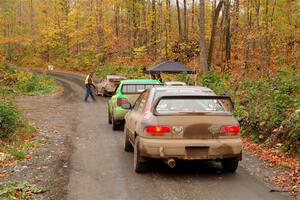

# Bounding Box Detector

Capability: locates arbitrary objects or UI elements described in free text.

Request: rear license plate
[186,147,209,159]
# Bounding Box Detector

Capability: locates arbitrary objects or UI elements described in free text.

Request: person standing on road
[84,72,96,102]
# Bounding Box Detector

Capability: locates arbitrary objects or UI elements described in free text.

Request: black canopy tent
[146,60,195,74]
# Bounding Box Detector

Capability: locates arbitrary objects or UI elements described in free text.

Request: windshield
[155,98,233,114]
[122,84,160,94]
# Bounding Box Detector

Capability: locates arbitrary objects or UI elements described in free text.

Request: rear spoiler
[152,95,235,115]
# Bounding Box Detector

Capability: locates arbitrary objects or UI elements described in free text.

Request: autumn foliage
[0,0,298,72]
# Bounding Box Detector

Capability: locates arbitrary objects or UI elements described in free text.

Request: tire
[112,115,119,131]
[133,139,148,173]
[103,89,108,97]
[108,109,112,124]
[221,160,239,173]
[124,129,133,152]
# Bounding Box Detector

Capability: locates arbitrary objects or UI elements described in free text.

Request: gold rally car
[121,86,242,173]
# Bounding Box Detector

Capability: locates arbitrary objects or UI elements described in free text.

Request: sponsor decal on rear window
[155,98,232,114]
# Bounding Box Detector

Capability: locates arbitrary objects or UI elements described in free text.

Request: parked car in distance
[165,81,187,86]
[108,79,161,130]
[96,75,127,96]
[122,86,242,173]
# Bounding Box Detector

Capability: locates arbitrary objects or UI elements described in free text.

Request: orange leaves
[243,137,300,196]
[0,36,32,44]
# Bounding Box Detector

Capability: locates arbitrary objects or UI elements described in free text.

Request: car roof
[106,75,127,79]
[165,81,187,85]
[122,79,161,84]
[152,86,216,96]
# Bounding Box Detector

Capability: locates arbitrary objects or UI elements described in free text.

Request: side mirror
[121,102,132,110]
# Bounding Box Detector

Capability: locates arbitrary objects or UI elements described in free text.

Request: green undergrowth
[0,63,57,162]
[0,64,59,95]
[199,69,300,156]
[0,181,48,200]
[0,99,36,162]
[0,110,37,161]
[0,99,21,138]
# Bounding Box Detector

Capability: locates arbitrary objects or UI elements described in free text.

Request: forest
[0,1,299,198]
[0,0,298,73]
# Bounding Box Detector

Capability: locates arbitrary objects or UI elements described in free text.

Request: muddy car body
[123,86,242,173]
[96,75,127,96]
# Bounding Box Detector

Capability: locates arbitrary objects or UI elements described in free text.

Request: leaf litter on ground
[242,137,299,197]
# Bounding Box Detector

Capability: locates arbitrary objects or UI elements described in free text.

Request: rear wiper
[177,111,211,115]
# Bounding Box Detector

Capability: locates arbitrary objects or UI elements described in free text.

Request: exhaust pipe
[165,158,176,168]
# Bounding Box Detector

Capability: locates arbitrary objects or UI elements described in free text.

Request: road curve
[49,71,295,200]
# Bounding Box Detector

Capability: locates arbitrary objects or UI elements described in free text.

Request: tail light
[117,98,129,106]
[220,125,240,136]
[145,126,171,136]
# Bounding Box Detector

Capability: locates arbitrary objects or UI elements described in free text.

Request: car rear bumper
[138,137,242,160]
[105,91,114,96]
[113,107,129,121]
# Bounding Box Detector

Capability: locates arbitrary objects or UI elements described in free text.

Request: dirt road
[49,72,294,200]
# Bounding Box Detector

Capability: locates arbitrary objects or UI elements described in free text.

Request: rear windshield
[122,84,160,94]
[155,98,233,114]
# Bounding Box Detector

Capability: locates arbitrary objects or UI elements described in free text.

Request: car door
[110,83,121,114]
[129,91,150,138]
[126,92,144,138]
[126,91,150,140]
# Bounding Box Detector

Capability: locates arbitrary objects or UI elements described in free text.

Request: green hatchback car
[108,79,161,130]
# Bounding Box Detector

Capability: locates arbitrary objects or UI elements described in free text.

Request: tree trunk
[208,0,224,67]
[159,0,163,61]
[30,0,34,33]
[255,0,264,73]
[19,0,22,27]
[151,0,156,52]
[127,9,131,49]
[191,0,195,32]
[167,0,171,31]
[224,0,231,65]
[293,0,298,68]
[62,0,70,53]
[199,0,209,72]
[265,0,271,73]
[243,0,252,71]
[176,0,183,41]
[165,0,170,59]
[183,0,188,41]
[114,4,120,37]
[132,0,138,47]
[142,0,148,45]
[219,13,225,69]
[234,0,239,29]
